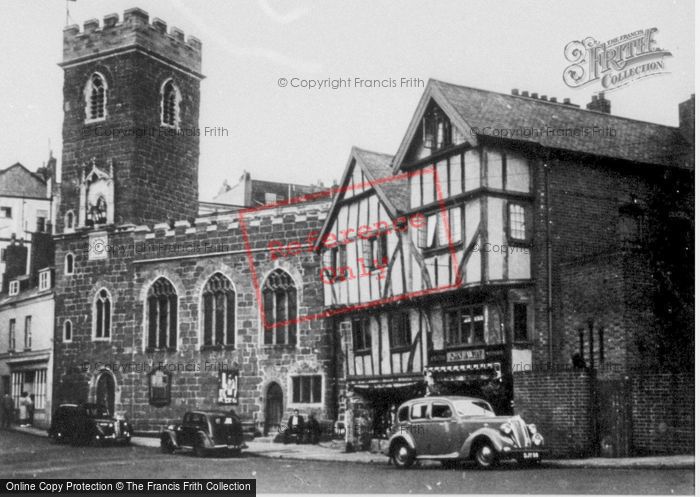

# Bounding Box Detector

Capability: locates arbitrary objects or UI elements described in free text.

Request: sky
[0,0,694,201]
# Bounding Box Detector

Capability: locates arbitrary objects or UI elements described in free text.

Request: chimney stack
[679,94,695,144]
[586,91,611,114]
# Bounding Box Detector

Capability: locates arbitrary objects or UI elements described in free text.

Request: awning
[425,362,502,378]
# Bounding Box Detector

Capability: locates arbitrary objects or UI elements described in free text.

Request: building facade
[52,9,335,434]
[317,81,694,448]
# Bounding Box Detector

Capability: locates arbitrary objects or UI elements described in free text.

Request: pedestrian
[285,409,304,444]
[18,392,29,427]
[1,393,13,429]
[305,412,321,445]
[27,394,35,426]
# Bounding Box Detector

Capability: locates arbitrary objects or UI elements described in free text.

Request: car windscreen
[452,400,495,417]
[85,406,110,418]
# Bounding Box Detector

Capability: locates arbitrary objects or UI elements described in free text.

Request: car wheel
[474,441,498,469]
[160,437,175,454]
[391,441,415,469]
[193,440,207,458]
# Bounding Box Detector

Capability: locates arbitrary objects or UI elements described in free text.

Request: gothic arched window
[146,277,178,351]
[161,79,181,127]
[85,73,107,121]
[262,269,297,346]
[93,288,112,340]
[202,273,236,347]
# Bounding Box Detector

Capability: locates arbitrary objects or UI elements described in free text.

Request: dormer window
[160,79,181,127]
[8,280,19,296]
[38,270,51,291]
[85,73,107,122]
[422,104,452,153]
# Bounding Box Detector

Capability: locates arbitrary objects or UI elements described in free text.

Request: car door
[428,401,458,455]
[177,414,193,446]
[408,402,431,455]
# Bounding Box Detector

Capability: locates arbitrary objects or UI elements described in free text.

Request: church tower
[58,8,203,231]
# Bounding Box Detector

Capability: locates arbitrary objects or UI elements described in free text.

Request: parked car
[160,410,247,457]
[384,396,545,469]
[48,403,132,446]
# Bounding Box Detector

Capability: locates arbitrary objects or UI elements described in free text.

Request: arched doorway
[264,382,283,435]
[95,371,115,415]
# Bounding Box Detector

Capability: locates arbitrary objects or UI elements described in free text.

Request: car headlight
[532,433,544,446]
[527,424,538,435]
[499,422,513,435]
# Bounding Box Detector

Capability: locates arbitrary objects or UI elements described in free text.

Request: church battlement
[62,7,202,75]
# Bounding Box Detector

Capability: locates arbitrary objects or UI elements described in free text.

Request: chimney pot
[550,97,557,103]
[521,91,529,97]
[531,92,538,99]
[563,98,571,104]
[540,95,548,100]
[586,92,611,113]
[511,89,519,95]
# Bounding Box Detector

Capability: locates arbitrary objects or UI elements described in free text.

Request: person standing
[18,392,29,427]
[27,394,35,426]
[1,393,14,429]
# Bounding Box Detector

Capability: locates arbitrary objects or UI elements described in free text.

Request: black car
[48,403,132,446]
[160,410,246,457]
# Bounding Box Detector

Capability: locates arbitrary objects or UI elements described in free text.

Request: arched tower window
[262,269,297,346]
[85,73,107,122]
[93,288,112,340]
[63,320,73,342]
[160,79,181,127]
[65,253,74,275]
[65,210,75,231]
[201,273,236,347]
[146,277,178,351]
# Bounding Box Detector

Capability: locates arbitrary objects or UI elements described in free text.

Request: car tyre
[391,441,415,469]
[160,436,175,454]
[474,441,498,469]
[193,440,207,458]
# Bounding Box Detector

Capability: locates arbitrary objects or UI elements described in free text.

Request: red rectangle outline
[240,164,461,331]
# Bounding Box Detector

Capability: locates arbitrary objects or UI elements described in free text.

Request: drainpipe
[544,160,553,365]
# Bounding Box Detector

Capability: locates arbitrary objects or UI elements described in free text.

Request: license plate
[523,452,539,459]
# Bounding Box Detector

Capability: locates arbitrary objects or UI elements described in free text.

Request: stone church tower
[57,8,202,231]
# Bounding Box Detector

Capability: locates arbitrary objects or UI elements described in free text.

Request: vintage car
[384,396,545,469]
[48,403,132,446]
[160,410,247,457]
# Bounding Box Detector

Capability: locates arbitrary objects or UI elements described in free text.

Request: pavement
[12,424,694,469]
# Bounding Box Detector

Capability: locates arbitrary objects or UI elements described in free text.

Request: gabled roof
[393,79,693,171]
[0,163,47,198]
[313,147,408,251]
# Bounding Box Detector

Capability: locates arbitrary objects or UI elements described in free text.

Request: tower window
[161,79,181,127]
[85,73,107,122]
[65,253,74,275]
[93,288,112,340]
[63,320,73,342]
[65,210,75,231]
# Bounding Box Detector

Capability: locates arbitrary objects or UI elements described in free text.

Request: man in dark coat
[305,412,321,445]
[285,409,304,444]
[1,393,14,428]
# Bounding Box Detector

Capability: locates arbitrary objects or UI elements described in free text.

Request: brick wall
[631,373,694,455]
[512,370,593,457]
[514,370,694,457]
